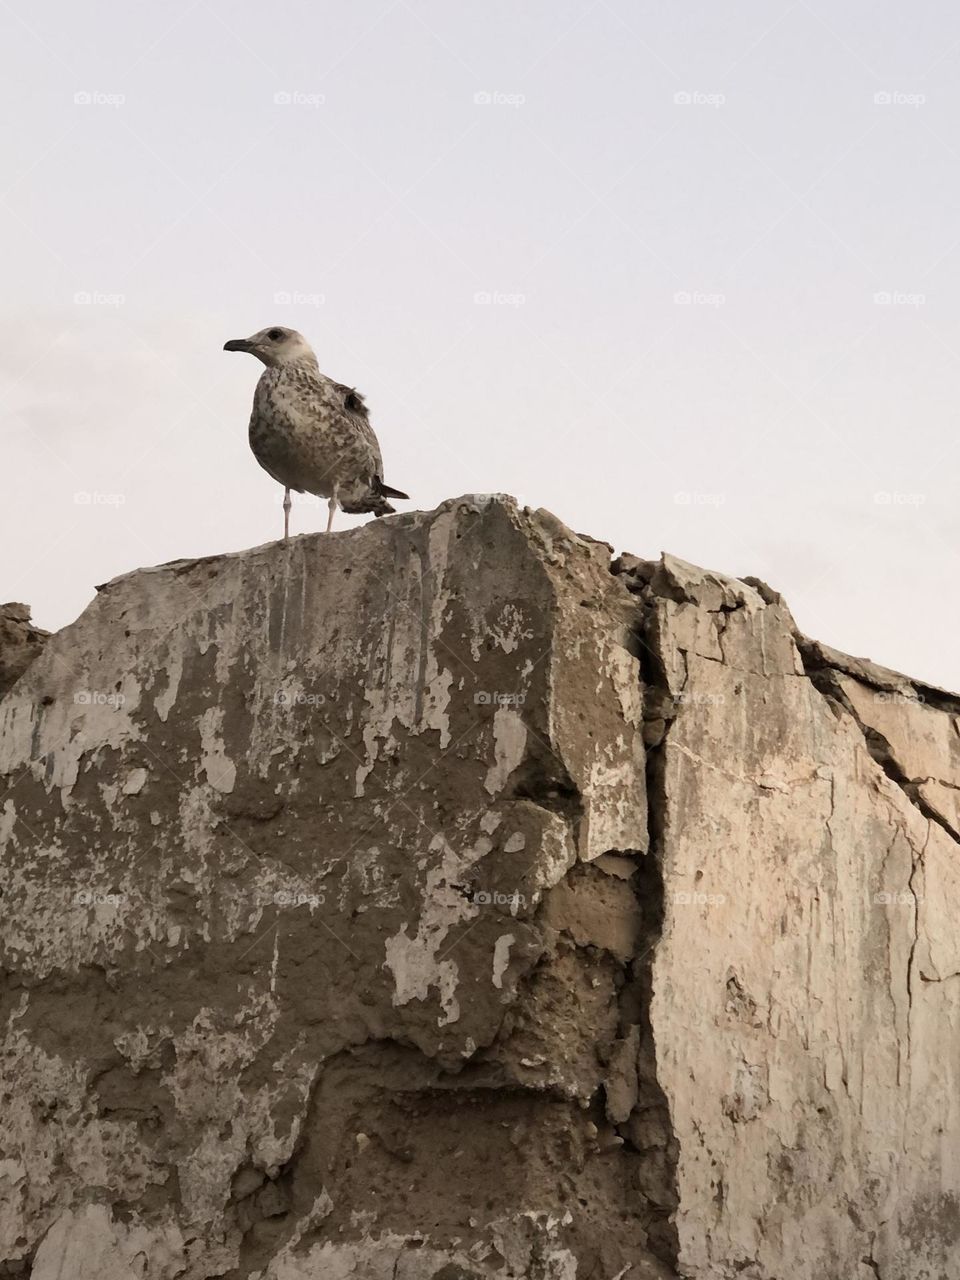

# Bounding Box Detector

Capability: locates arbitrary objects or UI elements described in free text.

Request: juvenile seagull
[223,326,408,539]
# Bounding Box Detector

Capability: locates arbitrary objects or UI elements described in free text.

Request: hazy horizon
[4,1,960,687]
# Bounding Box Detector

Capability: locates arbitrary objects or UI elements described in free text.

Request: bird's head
[223,326,318,369]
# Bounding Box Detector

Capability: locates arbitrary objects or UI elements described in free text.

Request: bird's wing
[331,382,367,417]
[275,368,385,486]
[327,380,385,478]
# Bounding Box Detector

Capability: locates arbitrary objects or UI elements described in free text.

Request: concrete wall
[1,496,957,1278]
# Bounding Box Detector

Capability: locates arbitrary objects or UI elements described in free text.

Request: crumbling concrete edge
[609,544,960,1279]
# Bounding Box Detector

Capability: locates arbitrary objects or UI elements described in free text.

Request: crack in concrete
[800,662,960,851]
[902,823,929,1108]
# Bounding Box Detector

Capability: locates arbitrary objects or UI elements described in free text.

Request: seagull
[223,326,408,539]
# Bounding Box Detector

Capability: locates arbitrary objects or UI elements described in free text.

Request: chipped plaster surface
[2,499,960,1278]
[1,497,669,1280]
[483,705,527,795]
[613,551,960,1280]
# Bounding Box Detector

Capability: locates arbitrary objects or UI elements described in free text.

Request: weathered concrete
[0,603,48,700]
[616,552,960,1280]
[1,497,959,1278]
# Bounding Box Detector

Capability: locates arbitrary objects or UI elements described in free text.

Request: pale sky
[4,1,960,688]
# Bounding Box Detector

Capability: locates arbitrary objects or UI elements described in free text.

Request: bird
[223,326,408,539]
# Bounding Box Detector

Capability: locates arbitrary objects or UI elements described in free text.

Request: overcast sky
[3,0,960,688]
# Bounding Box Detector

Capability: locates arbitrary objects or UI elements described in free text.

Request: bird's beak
[223,338,253,352]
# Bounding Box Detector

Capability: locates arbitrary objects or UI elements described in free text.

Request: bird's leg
[282,488,291,540]
[326,486,338,534]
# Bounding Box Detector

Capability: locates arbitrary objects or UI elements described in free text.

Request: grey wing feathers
[332,381,385,478]
[333,382,367,416]
[335,386,408,502]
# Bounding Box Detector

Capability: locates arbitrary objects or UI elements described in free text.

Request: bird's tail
[339,475,409,518]
[374,476,409,501]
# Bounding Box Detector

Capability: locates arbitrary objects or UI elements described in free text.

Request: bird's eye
[267,328,284,342]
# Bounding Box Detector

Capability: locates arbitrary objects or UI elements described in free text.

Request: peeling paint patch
[384,929,461,1026]
[122,768,148,796]
[606,642,643,726]
[484,708,527,795]
[198,708,236,793]
[383,837,490,1024]
[153,650,183,723]
[493,933,515,988]
[31,1204,187,1280]
[0,800,16,847]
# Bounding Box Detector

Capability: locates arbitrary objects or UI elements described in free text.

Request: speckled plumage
[224,326,407,533]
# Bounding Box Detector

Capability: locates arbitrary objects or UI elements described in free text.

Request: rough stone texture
[0,603,49,699]
[1,497,959,1278]
[617,553,960,1280]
